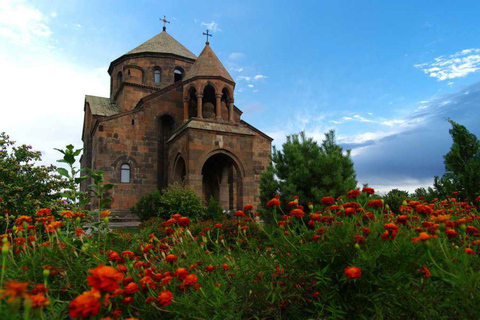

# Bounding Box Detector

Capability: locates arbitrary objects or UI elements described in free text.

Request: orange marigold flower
[61,211,73,218]
[222,264,230,270]
[347,189,361,199]
[465,248,475,255]
[235,210,245,217]
[68,289,101,319]
[384,223,398,233]
[344,266,361,279]
[362,227,371,237]
[0,281,29,303]
[445,229,458,238]
[72,212,85,219]
[75,228,85,237]
[367,199,383,208]
[475,195,480,202]
[466,226,479,234]
[344,207,355,216]
[29,292,50,308]
[214,223,223,229]
[353,234,365,245]
[166,254,178,264]
[183,274,198,286]
[178,217,190,227]
[36,208,52,216]
[87,265,123,292]
[412,232,436,244]
[15,215,32,226]
[362,187,375,195]
[266,198,281,208]
[416,205,433,215]
[431,215,450,223]
[205,265,216,272]
[157,290,173,306]
[175,268,189,280]
[243,204,253,212]
[289,208,305,218]
[101,210,111,218]
[419,266,431,278]
[123,282,139,295]
[363,212,375,221]
[121,251,135,260]
[13,237,26,246]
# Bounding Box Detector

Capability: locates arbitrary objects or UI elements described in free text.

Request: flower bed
[1,191,480,319]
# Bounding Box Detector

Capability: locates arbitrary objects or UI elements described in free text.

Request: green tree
[0,132,68,215]
[383,189,409,214]
[435,120,480,200]
[260,131,357,207]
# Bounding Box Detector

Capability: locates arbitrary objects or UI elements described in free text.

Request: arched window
[117,71,123,88]
[154,69,161,83]
[174,67,183,83]
[120,163,131,183]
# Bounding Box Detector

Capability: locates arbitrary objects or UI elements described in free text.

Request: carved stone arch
[199,149,246,210]
[112,155,138,183]
[221,86,232,99]
[172,153,187,183]
[123,65,145,83]
[196,148,246,177]
[201,81,219,94]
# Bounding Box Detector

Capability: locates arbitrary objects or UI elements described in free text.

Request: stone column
[215,94,222,120]
[196,94,203,118]
[228,99,234,122]
[183,97,189,122]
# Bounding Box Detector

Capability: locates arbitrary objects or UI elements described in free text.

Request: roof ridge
[125,31,197,60]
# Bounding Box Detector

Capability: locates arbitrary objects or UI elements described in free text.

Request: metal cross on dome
[160,15,170,31]
[203,29,212,44]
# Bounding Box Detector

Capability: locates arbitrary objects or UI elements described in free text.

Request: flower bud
[43,268,50,279]
[2,243,9,255]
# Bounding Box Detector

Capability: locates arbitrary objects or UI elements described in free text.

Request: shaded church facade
[80,27,272,213]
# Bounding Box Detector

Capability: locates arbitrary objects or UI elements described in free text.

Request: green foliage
[260,130,357,207]
[204,195,224,220]
[158,183,205,220]
[131,190,162,221]
[435,120,480,200]
[0,132,68,215]
[383,188,409,213]
[132,183,206,221]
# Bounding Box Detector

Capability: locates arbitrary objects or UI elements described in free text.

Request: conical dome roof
[126,31,197,60]
[184,43,234,82]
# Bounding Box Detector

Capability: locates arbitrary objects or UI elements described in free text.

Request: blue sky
[1,0,480,193]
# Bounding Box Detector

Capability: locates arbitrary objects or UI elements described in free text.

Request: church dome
[184,43,234,83]
[125,30,197,60]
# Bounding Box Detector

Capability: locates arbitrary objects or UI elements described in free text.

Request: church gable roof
[184,44,234,82]
[85,95,120,116]
[126,31,197,60]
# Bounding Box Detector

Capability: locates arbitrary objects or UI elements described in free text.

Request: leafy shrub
[0,132,68,215]
[204,195,224,220]
[158,183,205,220]
[130,190,162,221]
[383,188,409,214]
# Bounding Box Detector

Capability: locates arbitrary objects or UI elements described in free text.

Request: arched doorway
[201,153,242,210]
[174,156,186,183]
[157,114,175,190]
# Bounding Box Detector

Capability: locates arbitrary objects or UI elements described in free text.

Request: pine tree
[260,131,357,207]
[436,120,480,200]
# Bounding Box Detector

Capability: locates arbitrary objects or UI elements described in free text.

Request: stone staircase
[106,209,140,228]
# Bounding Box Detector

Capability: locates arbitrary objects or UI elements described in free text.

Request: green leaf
[56,167,69,177]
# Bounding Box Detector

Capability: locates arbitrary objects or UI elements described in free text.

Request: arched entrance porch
[201,153,242,210]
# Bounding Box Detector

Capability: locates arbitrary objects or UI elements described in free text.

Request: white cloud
[74,23,82,28]
[230,67,243,72]
[201,21,222,33]
[0,0,52,43]
[237,76,250,81]
[248,84,254,88]
[228,52,245,60]
[253,89,259,92]
[415,48,480,81]
[50,12,57,18]
[254,74,267,80]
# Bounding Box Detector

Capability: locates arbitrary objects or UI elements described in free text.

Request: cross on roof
[203,29,212,44]
[160,15,170,31]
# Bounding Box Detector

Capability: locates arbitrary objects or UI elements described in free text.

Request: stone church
[80,26,272,214]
